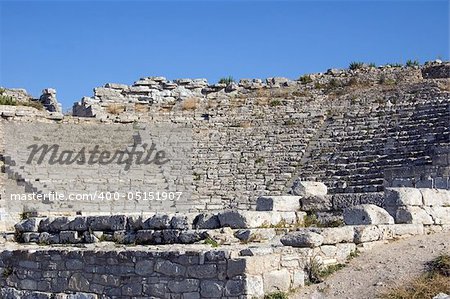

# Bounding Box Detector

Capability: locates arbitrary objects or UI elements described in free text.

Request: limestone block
[317,226,354,244]
[395,206,433,224]
[193,213,220,229]
[244,255,280,275]
[432,293,450,299]
[234,228,276,243]
[142,214,171,230]
[378,224,424,238]
[263,269,291,293]
[292,270,306,289]
[21,232,40,243]
[113,230,136,244]
[135,260,154,276]
[187,264,217,279]
[301,195,333,212]
[239,247,274,256]
[38,217,71,233]
[384,188,423,206]
[256,196,301,211]
[200,280,224,298]
[94,87,123,98]
[170,215,189,230]
[420,189,450,207]
[227,259,246,278]
[269,211,302,227]
[281,231,324,248]
[343,204,394,225]
[167,279,199,293]
[88,215,127,231]
[154,260,186,277]
[291,180,328,197]
[38,232,60,244]
[360,192,385,206]
[224,279,245,296]
[423,207,450,224]
[67,217,89,231]
[245,275,264,297]
[353,225,381,243]
[14,218,40,233]
[335,243,357,262]
[332,194,361,210]
[178,230,206,244]
[217,211,271,229]
[105,83,128,90]
[320,245,337,257]
[59,231,81,244]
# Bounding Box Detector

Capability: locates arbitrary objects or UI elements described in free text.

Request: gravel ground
[292,231,450,299]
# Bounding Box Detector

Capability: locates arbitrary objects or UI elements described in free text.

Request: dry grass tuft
[380,274,450,299]
[106,104,125,115]
[134,103,149,113]
[181,97,198,110]
[380,254,450,299]
[240,121,252,128]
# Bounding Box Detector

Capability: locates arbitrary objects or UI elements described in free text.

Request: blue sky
[0,0,448,110]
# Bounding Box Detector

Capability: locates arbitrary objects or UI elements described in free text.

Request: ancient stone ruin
[0,61,449,298]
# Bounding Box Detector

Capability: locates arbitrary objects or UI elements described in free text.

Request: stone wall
[0,63,449,222]
[2,186,450,298]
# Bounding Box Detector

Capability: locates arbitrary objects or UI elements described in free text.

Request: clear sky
[0,0,448,110]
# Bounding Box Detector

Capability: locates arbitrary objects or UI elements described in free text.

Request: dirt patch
[292,231,450,299]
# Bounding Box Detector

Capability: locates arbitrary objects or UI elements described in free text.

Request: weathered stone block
[420,189,450,207]
[68,273,90,292]
[170,215,189,230]
[316,226,354,244]
[187,264,217,279]
[193,213,220,229]
[263,269,291,293]
[167,279,199,293]
[245,275,264,297]
[353,225,381,243]
[60,231,81,244]
[234,228,276,243]
[332,194,361,210]
[143,214,171,230]
[423,207,450,224]
[14,218,40,233]
[384,188,423,206]
[122,283,143,296]
[292,180,328,197]
[88,215,127,231]
[135,260,154,276]
[281,231,324,247]
[67,217,89,231]
[377,224,424,238]
[21,232,40,243]
[343,204,394,225]
[301,195,333,212]
[113,230,136,244]
[38,232,60,244]
[395,206,433,224]
[154,260,186,276]
[39,217,70,233]
[200,280,224,298]
[256,196,301,211]
[224,279,245,296]
[335,243,357,262]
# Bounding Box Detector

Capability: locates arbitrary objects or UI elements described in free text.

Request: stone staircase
[296,85,450,193]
